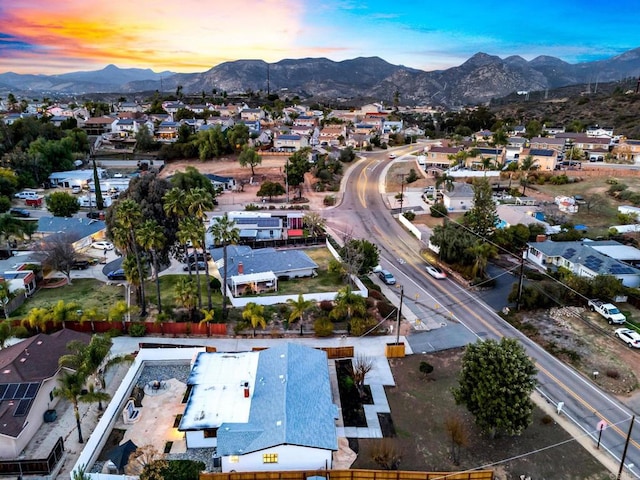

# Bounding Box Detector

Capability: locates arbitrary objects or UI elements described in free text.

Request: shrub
[541,414,554,425]
[244,203,260,211]
[419,361,434,376]
[209,277,221,289]
[349,316,379,336]
[161,460,206,480]
[430,203,448,218]
[377,301,396,319]
[319,300,334,312]
[314,317,334,337]
[606,369,620,379]
[406,169,420,184]
[128,322,146,337]
[403,210,416,221]
[368,289,385,301]
[323,195,337,206]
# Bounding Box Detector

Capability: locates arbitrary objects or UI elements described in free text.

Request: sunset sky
[1,0,639,75]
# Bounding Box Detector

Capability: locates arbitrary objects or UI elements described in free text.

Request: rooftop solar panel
[13,398,31,417]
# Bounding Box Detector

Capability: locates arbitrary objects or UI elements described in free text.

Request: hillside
[490,77,640,138]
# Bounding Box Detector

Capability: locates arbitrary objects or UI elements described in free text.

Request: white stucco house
[178,343,338,472]
[442,182,475,212]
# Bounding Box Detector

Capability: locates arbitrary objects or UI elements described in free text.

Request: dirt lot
[160,156,329,210]
[352,350,610,479]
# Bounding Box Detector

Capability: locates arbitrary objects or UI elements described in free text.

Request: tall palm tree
[178,217,205,309]
[199,308,216,337]
[114,200,147,316]
[137,219,166,314]
[186,188,215,309]
[435,172,455,193]
[242,302,266,337]
[209,214,240,319]
[163,187,189,269]
[466,242,498,279]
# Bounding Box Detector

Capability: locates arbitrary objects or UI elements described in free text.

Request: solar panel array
[563,248,576,259]
[583,255,604,272]
[610,264,636,275]
[0,382,39,417]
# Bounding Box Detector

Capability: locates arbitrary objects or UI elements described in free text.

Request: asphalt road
[325,148,640,478]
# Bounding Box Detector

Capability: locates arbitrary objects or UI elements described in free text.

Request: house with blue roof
[36,216,106,250]
[526,239,640,287]
[178,344,338,472]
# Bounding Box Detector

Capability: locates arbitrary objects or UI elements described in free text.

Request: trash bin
[43,409,57,422]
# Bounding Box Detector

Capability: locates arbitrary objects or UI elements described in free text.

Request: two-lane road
[325,152,640,478]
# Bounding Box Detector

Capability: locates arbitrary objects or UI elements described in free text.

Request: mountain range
[1,48,640,107]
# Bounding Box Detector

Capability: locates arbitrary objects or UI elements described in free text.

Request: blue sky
[1,0,639,74]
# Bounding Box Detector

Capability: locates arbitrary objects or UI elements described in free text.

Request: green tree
[51,299,80,329]
[435,172,455,192]
[238,147,262,176]
[257,181,286,201]
[463,177,498,239]
[285,148,312,198]
[135,124,156,152]
[519,155,536,196]
[91,157,104,210]
[209,214,240,319]
[227,123,250,152]
[340,238,379,276]
[178,217,205,309]
[186,188,216,309]
[287,294,314,336]
[46,191,80,217]
[466,242,498,279]
[169,167,217,196]
[524,120,542,139]
[303,212,326,238]
[453,338,537,438]
[242,302,266,337]
[195,125,228,160]
[0,320,13,347]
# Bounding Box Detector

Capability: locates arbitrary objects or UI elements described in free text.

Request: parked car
[91,241,114,251]
[14,190,40,200]
[614,328,640,348]
[86,211,103,220]
[9,208,30,218]
[184,252,211,263]
[183,261,207,271]
[71,185,82,194]
[388,153,397,159]
[378,269,396,285]
[425,264,447,279]
[71,259,90,270]
[107,268,127,280]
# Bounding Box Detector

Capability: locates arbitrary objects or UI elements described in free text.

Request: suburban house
[178,343,338,472]
[204,173,237,191]
[586,126,615,138]
[495,205,555,234]
[526,239,640,287]
[442,182,475,211]
[613,139,640,163]
[155,121,180,142]
[274,134,308,152]
[529,137,565,152]
[423,146,462,169]
[81,116,115,136]
[208,212,305,245]
[35,217,107,251]
[1,264,38,297]
[527,149,558,170]
[240,108,266,122]
[319,126,346,146]
[0,330,91,459]
[542,125,566,136]
[48,169,106,189]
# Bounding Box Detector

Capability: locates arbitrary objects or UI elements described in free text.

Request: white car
[91,241,114,251]
[426,264,447,279]
[14,190,39,200]
[614,328,640,348]
[388,153,397,159]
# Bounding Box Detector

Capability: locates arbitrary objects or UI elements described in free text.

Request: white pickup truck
[587,299,626,324]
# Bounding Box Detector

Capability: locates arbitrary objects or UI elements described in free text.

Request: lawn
[351,349,609,479]
[248,247,345,296]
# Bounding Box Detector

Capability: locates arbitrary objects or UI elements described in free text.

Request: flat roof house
[178,343,338,472]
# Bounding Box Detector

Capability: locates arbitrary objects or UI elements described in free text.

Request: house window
[49,390,54,401]
[203,428,218,438]
[262,453,278,463]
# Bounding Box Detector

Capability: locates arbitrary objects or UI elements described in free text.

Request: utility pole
[617,415,635,480]
[395,285,404,345]
[516,250,526,310]
[398,173,406,214]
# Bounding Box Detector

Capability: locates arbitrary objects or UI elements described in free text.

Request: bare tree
[125,445,167,478]
[444,414,468,465]
[352,355,373,399]
[42,234,76,284]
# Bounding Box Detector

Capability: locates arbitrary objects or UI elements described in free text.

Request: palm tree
[186,188,215,309]
[435,172,455,193]
[0,321,13,349]
[51,300,79,329]
[122,255,148,313]
[163,187,189,268]
[242,302,266,337]
[466,242,498,279]
[80,307,102,333]
[209,214,240,319]
[519,155,536,196]
[23,307,50,333]
[287,294,314,336]
[114,200,147,316]
[174,278,198,321]
[178,217,205,309]
[137,219,166,314]
[330,286,367,322]
[199,308,216,337]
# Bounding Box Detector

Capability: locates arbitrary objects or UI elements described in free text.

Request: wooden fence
[200,469,493,480]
